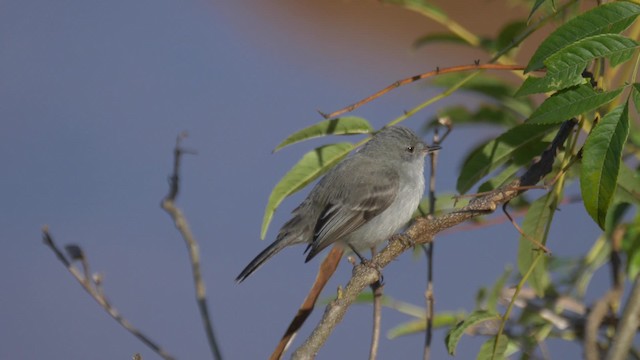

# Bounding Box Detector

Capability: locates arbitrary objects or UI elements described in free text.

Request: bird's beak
[424,145,441,154]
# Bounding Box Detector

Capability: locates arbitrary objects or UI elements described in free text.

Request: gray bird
[236,126,440,282]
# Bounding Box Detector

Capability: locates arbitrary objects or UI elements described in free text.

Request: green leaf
[616,164,640,203]
[581,104,630,228]
[528,0,552,22]
[515,76,560,97]
[519,35,638,95]
[545,34,638,88]
[388,312,464,338]
[413,32,468,48]
[446,310,500,355]
[432,73,535,116]
[260,143,354,239]
[354,293,426,318]
[273,117,372,152]
[486,267,513,312]
[476,335,509,360]
[478,163,521,192]
[495,21,528,53]
[622,214,640,278]
[383,0,447,18]
[632,83,640,114]
[525,1,640,72]
[518,192,558,296]
[527,85,624,124]
[457,124,556,193]
[425,105,522,129]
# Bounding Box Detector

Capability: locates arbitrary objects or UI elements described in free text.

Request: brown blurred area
[224,0,548,81]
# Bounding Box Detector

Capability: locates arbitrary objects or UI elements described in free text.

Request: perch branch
[291,119,577,359]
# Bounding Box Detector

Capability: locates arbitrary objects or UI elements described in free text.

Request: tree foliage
[262,0,640,358]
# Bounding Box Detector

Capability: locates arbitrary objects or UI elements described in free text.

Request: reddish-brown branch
[319,64,526,119]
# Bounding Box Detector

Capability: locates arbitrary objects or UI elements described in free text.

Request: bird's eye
[406,146,415,153]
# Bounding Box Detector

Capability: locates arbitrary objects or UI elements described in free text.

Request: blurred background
[1,0,606,359]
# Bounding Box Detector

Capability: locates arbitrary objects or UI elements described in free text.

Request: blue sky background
[1,1,614,359]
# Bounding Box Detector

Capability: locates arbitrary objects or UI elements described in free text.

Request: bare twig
[291,119,577,359]
[585,288,622,360]
[422,122,449,360]
[606,273,640,360]
[42,227,176,360]
[368,247,383,360]
[319,64,526,119]
[160,133,223,360]
[270,247,343,360]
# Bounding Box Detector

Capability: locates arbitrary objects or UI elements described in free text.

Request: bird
[236,125,440,282]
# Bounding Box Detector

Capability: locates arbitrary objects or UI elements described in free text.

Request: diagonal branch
[161,133,223,360]
[319,64,526,119]
[291,119,577,359]
[42,227,176,360]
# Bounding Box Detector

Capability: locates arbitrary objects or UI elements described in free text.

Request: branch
[368,248,383,360]
[160,133,223,360]
[319,64,526,119]
[291,119,577,359]
[606,273,640,360]
[270,247,343,360]
[42,227,176,360]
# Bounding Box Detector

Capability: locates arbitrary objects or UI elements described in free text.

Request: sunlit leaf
[518,192,558,296]
[261,143,354,239]
[525,1,640,72]
[545,34,638,88]
[457,124,556,194]
[527,85,623,124]
[273,117,372,152]
[519,35,638,95]
[354,293,426,318]
[446,310,500,355]
[383,0,447,18]
[581,104,630,228]
[388,312,464,338]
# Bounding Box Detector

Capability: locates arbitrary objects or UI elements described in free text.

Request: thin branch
[291,119,577,359]
[319,64,525,119]
[422,122,449,360]
[607,274,640,360]
[270,247,343,360]
[160,133,223,360]
[42,227,176,360]
[368,247,383,360]
[585,288,622,360]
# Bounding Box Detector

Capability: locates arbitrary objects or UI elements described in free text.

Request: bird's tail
[236,238,290,283]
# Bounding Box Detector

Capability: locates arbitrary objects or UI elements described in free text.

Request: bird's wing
[305,164,399,261]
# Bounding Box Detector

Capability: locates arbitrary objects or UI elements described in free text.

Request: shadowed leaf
[518,192,558,296]
[457,124,556,193]
[527,85,623,124]
[580,104,630,228]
